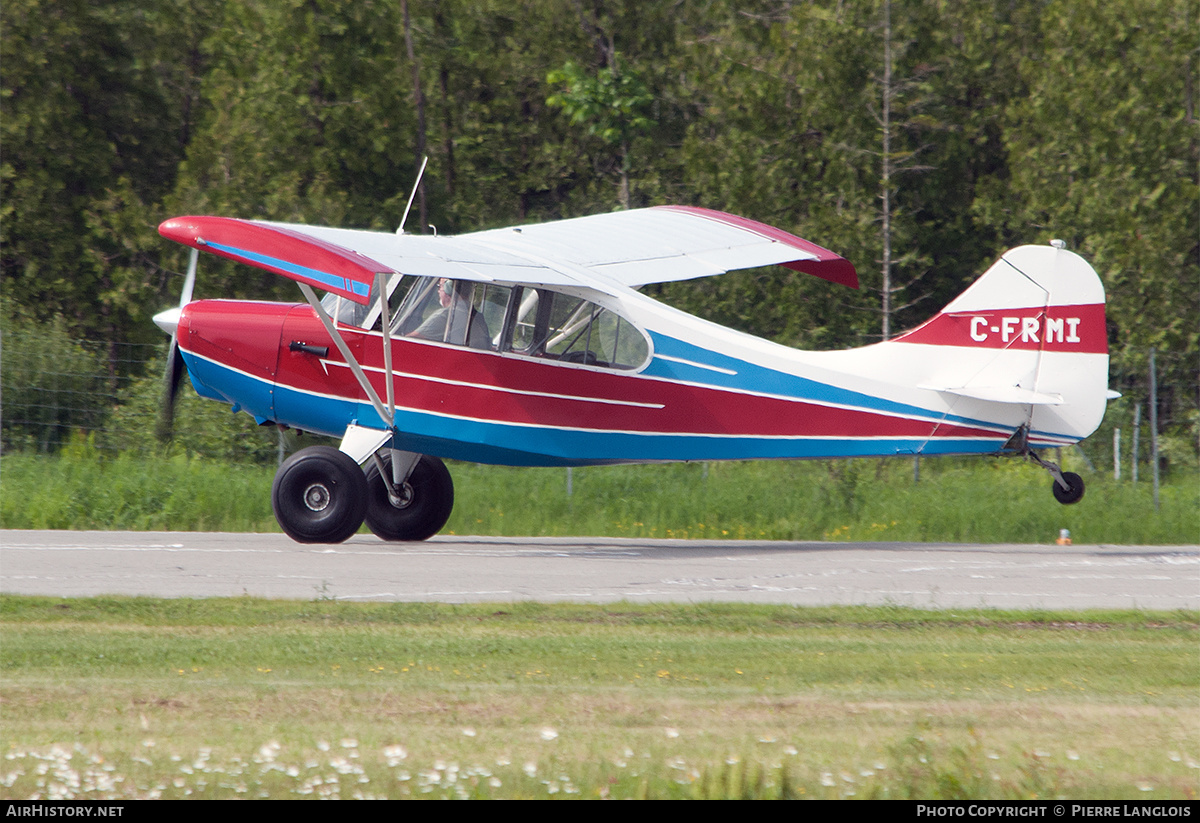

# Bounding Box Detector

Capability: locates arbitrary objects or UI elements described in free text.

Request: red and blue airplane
[154,206,1111,543]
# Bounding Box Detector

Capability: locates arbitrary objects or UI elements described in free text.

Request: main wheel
[364,453,454,541]
[1051,471,1085,505]
[272,446,367,543]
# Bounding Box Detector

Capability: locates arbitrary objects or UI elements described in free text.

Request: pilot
[408,278,490,348]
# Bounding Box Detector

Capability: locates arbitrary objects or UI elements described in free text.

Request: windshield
[320,291,369,327]
[325,277,650,370]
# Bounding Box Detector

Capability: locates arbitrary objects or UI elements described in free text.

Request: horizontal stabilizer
[922,385,1064,406]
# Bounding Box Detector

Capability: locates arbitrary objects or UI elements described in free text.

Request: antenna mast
[397,155,429,235]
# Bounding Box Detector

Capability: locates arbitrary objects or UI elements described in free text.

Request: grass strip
[2,597,1196,799]
[2,452,1197,544]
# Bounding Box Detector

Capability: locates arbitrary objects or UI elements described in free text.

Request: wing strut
[377,271,396,421]
[298,283,393,429]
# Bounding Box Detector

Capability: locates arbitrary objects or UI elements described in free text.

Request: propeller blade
[180,247,198,307]
[156,336,187,443]
[165,336,188,409]
[155,248,199,442]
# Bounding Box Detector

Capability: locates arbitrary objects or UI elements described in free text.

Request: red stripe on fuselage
[893,304,1106,353]
[261,307,1005,442]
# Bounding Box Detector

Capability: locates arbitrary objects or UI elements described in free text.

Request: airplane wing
[159,206,857,305]
[464,206,859,289]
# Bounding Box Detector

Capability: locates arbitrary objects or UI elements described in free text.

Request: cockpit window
[393,276,493,348]
[505,288,648,370]
[335,276,649,370]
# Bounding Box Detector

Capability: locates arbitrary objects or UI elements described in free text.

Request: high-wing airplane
[154,206,1110,543]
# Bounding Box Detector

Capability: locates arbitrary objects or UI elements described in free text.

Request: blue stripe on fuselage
[644,333,1003,432]
[182,351,276,421]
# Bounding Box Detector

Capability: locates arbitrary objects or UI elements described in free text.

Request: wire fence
[2,325,1196,476]
[1,327,162,454]
[1,320,289,463]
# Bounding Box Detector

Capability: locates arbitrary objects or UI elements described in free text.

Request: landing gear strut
[1028,449,1086,504]
[1003,425,1086,505]
[363,451,454,541]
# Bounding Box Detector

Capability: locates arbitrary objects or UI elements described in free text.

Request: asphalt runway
[2,530,1197,609]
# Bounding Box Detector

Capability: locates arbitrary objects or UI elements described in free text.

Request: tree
[989,0,1198,441]
[168,0,416,300]
[546,56,654,210]
[1,0,213,354]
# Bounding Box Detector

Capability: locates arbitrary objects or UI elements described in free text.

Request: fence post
[1149,348,1160,511]
[1131,404,1140,484]
[1113,428,1120,481]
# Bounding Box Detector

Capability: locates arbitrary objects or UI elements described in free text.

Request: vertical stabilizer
[892,244,1108,444]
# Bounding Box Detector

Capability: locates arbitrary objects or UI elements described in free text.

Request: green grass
[1,597,1197,799]
[2,448,1197,543]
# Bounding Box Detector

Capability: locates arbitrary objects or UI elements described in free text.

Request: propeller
[153,247,198,441]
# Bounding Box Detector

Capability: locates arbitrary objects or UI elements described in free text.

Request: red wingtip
[655,206,859,289]
[158,216,205,246]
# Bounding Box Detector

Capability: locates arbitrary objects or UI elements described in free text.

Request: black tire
[271,446,367,543]
[364,453,454,541]
[1051,471,1085,505]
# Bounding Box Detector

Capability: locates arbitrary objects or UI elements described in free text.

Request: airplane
[153,205,1111,544]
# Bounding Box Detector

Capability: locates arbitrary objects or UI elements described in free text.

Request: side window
[392,276,443,337]
[365,274,421,332]
[543,294,592,360]
[386,280,648,368]
[596,309,650,369]
[469,284,512,350]
[392,277,503,350]
[504,288,648,370]
[509,288,541,352]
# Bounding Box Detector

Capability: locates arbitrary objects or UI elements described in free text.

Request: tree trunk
[880,0,893,341]
[402,0,428,233]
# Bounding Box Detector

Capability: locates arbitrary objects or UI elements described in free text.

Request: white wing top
[159,206,857,304]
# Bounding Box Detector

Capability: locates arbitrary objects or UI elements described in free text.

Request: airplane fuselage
[178,285,1097,468]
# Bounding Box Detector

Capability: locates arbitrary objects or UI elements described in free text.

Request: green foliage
[100,345,289,463]
[447,458,1199,545]
[3,452,1196,543]
[0,308,110,452]
[0,449,277,531]
[547,59,654,147]
[986,0,1199,405]
[0,0,213,343]
[547,55,654,209]
[2,0,1195,439]
[0,307,287,461]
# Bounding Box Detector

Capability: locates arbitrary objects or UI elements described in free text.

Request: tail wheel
[364,453,454,541]
[272,446,367,543]
[1051,471,1085,505]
